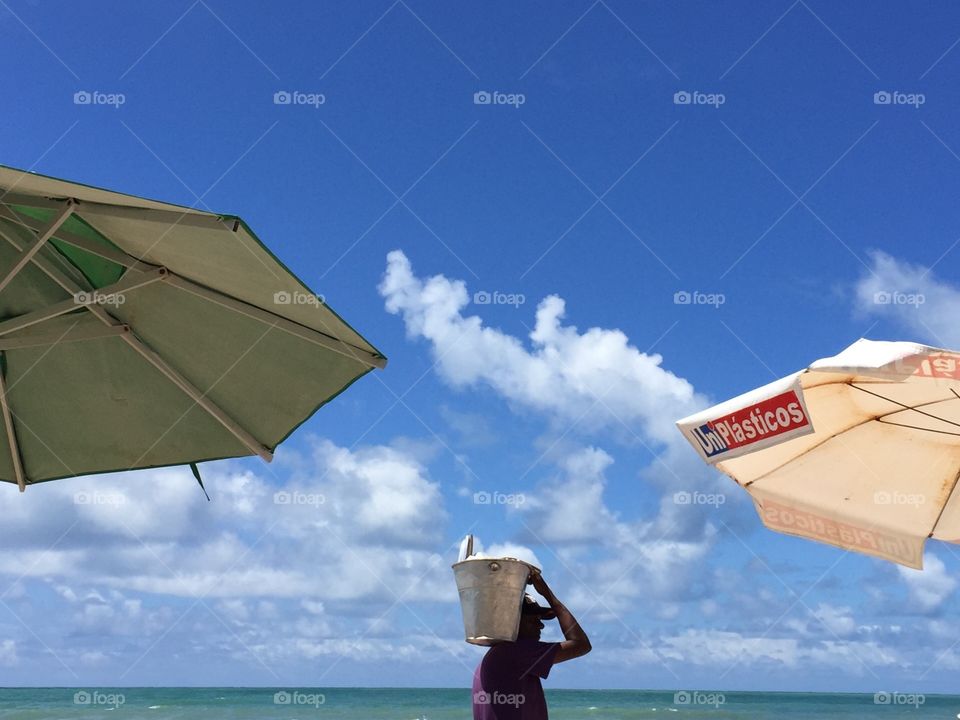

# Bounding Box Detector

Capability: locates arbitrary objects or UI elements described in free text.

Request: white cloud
[599,628,901,673]
[523,447,619,544]
[855,251,960,347]
[379,250,705,446]
[0,439,450,603]
[519,446,716,610]
[0,640,16,667]
[897,553,958,613]
[811,603,857,637]
[314,440,444,546]
[377,253,731,610]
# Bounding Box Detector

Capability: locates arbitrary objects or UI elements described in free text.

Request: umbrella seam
[743,384,959,488]
[928,464,960,539]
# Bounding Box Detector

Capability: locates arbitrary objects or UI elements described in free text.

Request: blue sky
[2,0,960,694]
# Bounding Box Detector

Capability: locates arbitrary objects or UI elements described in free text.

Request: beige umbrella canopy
[0,164,385,492]
[677,339,960,569]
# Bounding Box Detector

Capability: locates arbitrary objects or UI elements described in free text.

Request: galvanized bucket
[452,536,533,645]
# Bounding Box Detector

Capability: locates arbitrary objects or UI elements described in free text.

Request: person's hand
[530,571,551,598]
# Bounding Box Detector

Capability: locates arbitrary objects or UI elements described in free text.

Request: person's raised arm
[531,573,591,664]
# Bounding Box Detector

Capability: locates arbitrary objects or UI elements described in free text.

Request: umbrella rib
[743,384,960,488]
[4,195,386,369]
[0,199,75,295]
[850,383,960,430]
[164,273,387,370]
[0,356,26,491]
[742,416,877,487]
[0,269,168,337]
[64,208,387,369]
[16,203,387,369]
[875,419,960,436]
[0,204,159,272]
[0,220,274,464]
[0,191,216,226]
[928,465,960,539]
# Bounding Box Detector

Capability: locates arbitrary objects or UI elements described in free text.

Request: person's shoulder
[517,638,557,650]
[511,638,560,661]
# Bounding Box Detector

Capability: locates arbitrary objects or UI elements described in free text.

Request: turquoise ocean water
[0,688,956,719]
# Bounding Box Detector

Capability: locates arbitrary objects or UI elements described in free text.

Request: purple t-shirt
[472,639,560,719]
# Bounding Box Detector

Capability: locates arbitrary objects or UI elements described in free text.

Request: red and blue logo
[690,390,810,459]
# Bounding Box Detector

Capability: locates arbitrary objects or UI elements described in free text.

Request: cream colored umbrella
[677,339,960,569]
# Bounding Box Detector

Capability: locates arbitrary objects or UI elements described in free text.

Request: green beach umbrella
[0,164,386,492]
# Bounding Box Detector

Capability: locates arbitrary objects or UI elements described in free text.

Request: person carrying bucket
[471,571,591,719]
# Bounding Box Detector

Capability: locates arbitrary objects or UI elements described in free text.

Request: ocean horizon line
[2,686,956,697]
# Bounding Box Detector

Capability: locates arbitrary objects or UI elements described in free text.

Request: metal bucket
[452,540,532,645]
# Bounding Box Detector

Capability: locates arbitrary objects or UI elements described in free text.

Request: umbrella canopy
[677,339,960,569]
[0,164,386,491]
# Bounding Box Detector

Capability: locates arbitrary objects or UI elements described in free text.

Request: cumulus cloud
[0,641,16,667]
[379,250,705,446]
[897,553,958,614]
[517,446,716,613]
[0,436,465,684]
[522,447,620,544]
[854,251,960,347]
[379,252,737,613]
[657,628,899,671]
[0,438,450,602]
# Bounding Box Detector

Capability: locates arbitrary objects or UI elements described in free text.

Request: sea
[0,688,956,719]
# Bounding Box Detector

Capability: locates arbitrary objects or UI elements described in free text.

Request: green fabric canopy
[0,164,386,490]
